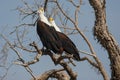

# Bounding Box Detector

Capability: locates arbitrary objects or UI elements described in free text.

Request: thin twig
[1,34,36,79]
[79,50,96,57]
[80,57,98,68]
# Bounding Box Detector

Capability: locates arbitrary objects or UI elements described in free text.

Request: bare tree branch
[55,0,75,24]
[1,34,36,79]
[44,0,49,11]
[89,0,120,80]
[42,50,77,80]
[31,69,70,80]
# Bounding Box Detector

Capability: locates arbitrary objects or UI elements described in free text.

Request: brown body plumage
[37,20,63,54]
[49,18,80,61]
[37,8,80,61]
[58,32,80,61]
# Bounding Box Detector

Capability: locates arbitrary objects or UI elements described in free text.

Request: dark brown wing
[57,32,80,61]
[37,20,63,53]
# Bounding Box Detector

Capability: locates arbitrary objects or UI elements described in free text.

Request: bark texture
[89,0,120,80]
[31,69,70,80]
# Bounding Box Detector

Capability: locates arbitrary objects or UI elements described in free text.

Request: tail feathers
[73,54,80,61]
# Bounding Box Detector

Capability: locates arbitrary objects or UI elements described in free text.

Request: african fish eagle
[36,8,63,54]
[49,17,80,61]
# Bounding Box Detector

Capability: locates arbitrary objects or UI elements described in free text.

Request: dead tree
[1,0,120,80]
[89,0,120,80]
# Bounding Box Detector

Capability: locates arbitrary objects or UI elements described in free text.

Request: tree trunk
[89,0,120,80]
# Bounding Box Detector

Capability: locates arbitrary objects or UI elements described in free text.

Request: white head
[49,17,61,32]
[37,7,51,26]
[37,7,44,15]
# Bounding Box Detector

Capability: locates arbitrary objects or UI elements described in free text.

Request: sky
[0,0,120,80]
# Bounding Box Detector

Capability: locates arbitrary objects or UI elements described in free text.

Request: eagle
[36,7,80,61]
[36,8,63,54]
[49,17,80,61]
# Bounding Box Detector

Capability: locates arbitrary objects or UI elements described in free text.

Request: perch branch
[31,69,70,80]
[43,50,77,80]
